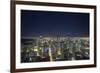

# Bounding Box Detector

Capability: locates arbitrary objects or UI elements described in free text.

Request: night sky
[21,10,89,37]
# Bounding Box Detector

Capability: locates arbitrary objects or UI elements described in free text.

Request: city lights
[21,36,89,63]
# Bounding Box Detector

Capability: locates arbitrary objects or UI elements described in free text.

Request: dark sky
[21,10,89,37]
